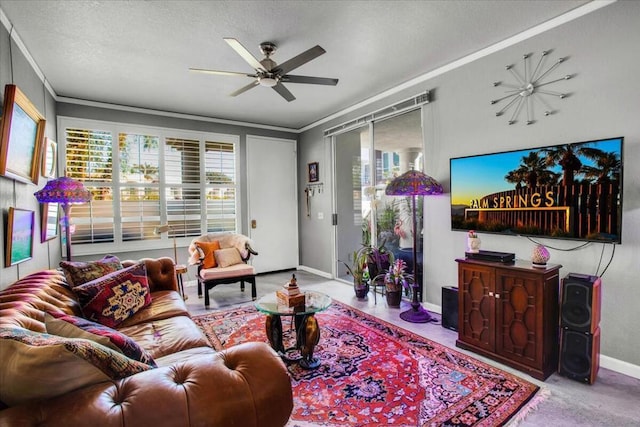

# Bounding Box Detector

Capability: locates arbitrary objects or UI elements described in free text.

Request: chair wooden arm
[244,242,258,261]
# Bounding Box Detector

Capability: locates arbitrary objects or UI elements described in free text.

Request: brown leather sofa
[0,257,293,426]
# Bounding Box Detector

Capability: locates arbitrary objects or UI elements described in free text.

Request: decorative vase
[531,244,550,267]
[467,237,481,253]
[354,282,369,299]
[385,288,402,307]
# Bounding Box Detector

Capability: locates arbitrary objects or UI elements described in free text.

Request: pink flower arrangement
[384,259,412,291]
[468,230,478,238]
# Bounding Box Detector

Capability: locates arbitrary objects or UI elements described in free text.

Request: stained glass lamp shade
[34,176,92,261]
[385,169,443,323]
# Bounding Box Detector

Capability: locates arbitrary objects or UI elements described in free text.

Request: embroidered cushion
[0,327,153,406]
[214,247,244,268]
[45,312,156,367]
[73,262,151,328]
[59,255,123,288]
[195,241,221,268]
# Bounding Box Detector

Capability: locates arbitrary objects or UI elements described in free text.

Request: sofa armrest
[0,342,293,427]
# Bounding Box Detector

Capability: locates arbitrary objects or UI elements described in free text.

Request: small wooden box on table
[455,258,562,381]
[276,290,306,307]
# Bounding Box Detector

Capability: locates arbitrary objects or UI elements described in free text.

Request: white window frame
[57,116,241,256]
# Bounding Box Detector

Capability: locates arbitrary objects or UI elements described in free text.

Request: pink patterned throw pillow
[73,262,151,328]
[60,255,123,288]
[45,312,156,366]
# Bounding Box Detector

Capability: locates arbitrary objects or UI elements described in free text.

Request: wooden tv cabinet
[455,258,562,380]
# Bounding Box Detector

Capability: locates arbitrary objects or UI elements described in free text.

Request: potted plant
[339,248,370,299]
[377,259,413,307]
[361,240,394,281]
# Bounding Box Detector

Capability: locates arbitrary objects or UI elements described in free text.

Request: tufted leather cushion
[0,342,293,426]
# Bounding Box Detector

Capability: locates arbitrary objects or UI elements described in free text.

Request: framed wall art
[5,207,35,267]
[308,162,319,182]
[40,202,59,242]
[0,84,46,184]
[41,137,57,178]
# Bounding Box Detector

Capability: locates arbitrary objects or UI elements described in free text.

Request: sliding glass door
[334,126,369,281]
[334,109,424,297]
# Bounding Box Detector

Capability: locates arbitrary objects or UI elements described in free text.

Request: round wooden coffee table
[255,291,332,369]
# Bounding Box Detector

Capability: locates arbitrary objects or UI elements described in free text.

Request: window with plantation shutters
[119,132,161,242]
[204,141,236,233]
[165,137,205,238]
[59,117,239,255]
[65,127,116,244]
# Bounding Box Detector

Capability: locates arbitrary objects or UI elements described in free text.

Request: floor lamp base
[399,304,433,323]
[400,284,433,323]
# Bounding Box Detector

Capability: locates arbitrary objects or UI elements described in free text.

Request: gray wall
[0,26,59,288]
[298,1,640,367]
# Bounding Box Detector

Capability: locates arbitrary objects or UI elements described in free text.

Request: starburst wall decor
[491,50,574,125]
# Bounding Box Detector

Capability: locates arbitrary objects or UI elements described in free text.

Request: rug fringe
[506,386,551,427]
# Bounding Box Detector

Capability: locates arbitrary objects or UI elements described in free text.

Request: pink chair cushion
[199,264,255,280]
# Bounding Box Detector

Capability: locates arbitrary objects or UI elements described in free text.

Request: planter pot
[385,289,402,307]
[354,282,369,299]
[367,259,391,281]
[467,237,481,253]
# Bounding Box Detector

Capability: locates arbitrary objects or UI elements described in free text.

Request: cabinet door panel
[459,265,495,352]
[495,270,543,368]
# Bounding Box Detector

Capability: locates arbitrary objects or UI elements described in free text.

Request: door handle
[251,219,257,229]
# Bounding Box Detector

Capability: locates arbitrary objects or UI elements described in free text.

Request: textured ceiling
[0,0,590,130]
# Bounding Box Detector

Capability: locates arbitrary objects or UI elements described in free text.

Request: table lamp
[34,176,92,261]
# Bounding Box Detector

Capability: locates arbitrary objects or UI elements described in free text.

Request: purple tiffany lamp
[385,169,443,323]
[34,176,92,261]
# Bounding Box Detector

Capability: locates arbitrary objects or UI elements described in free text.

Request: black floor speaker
[441,286,458,331]
[559,327,600,384]
[560,273,601,333]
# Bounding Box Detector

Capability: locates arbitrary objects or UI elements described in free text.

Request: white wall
[299,1,640,369]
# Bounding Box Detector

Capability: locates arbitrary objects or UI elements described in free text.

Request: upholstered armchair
[188,233,258,307]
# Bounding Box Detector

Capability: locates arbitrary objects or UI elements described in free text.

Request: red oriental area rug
[193,301,545,426]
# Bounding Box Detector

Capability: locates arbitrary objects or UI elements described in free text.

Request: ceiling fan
[189,38,339,102]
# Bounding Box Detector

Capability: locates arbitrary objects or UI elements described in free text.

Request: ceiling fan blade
[281,75,339,86]
[275,45,326,75]
[230,80,260,97]
[189,68,256,78]
[224,38,266,72]
[272,83,296,102]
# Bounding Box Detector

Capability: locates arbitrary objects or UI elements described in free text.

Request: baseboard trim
[297,265,332,279]
[600,354,640,380]
[424,301,442,315]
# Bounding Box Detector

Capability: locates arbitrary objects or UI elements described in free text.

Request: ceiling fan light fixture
[258,76,278,87]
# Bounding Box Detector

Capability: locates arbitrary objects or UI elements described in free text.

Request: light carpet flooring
[181,269,640,426]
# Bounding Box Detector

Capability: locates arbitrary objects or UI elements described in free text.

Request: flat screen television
[450,137,623,243]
